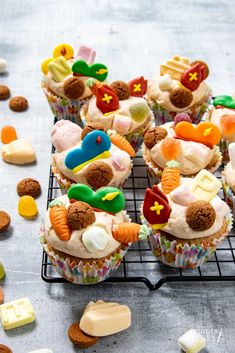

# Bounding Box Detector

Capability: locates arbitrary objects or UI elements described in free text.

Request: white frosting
[210,107,235,142]
[44,195,129,259]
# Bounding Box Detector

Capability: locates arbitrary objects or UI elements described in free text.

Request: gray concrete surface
[0,0,235,352]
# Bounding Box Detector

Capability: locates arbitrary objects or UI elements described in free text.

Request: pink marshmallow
[113,114,132,135]
[170,184,196,206]
[51,120,82,152]
[75,45,96,64]
[111,149,130,171]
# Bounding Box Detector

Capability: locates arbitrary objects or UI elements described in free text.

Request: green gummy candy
[130,103,150,122]
[72,60,108,82]
[213,95,235,109]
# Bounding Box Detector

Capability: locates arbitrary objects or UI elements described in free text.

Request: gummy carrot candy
[161,137,181,161]
[109,134,136,157]
[161,165,180,194]
[112,223,140,244]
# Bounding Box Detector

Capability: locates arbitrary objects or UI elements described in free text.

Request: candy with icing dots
[175,121,221,148]
[1,125,17,144]
[178,329,206,353]
[18,196,38,218]
[170,183,196,206]
[82,225,109,252]
[0,298,35,330]
[65,130,111,173]
[113,114,132,134]
[213,95,235,109]
[143,185,171,229]
[68,184,125,214]
[72,60,108,82]
[181,63,205,91]
[0,262,5,280]
[158,74,175,91]
[48,56,72,82]
[190,169,222,202]
[75,45,96,65]
[228,143,235,169]
[52,43,74,60]
[128,76,147,97]
[41,58,53,75]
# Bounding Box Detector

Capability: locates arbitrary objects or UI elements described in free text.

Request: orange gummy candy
[161,137,181,161]
[220,115,235,136]
[1,125,17,144]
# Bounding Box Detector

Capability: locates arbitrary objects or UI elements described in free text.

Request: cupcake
[222,142,235,214]
[40,184,148,284]
[143,119,222,181]
[51,120,134,191]
[41,44,108,123]
[204,95,235,160]
[140,167,232,269]
[81,77,154,151]
[147,55,211,124]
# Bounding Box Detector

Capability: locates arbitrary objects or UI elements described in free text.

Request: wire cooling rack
[41,150,235,290]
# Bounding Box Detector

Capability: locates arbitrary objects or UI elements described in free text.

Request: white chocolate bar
[0,297,35,330]
[2,138,36,165]
[190,169,221,202]
[178,329,206,353]
[80,300,131,337]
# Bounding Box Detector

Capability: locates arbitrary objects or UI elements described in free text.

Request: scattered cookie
[0,287,4,304]
[0,262,5,280]
[110,81,130,100]
[85,161,114,188]
[0,211,11,232]
[68,322,99,348]
[144,127,168,149]
[186,200,216,231]
[67,201,95,230]
[17,178,41,198]
[81,122,105,140]
[0,58,7,74]
[9,96,28,112]
[0,85,10,100]
[18,196,38,218]
[1,125,17,144]
[0,344,12,353]
[170,87,193,108]
[63,77,85,99]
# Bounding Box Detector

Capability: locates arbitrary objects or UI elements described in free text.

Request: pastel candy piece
[18,196,38,218]
[28,350,53,353]
[158,74,175,91]
[72,60,108,82]
[65,130,111,173]
[0,298,35,330]
[80,300,131,337]
[170,184,196,206]
[68,184,125,214]
[128,76,147,97]
[213,95,235,109]
[2,138,36,165]
[190,169,222,202]
[178,329,206,353]
[180,63,204,91]
[0,58,7,73]
[1,125,17,144]
[41,58,53,75]
[112,114,132,134]
[228,142,235,169]
[0,262,5,280]
[175,121,221,147]
[48,56,72,82]
[82,225,109,252]
[75,45,96,64]
[129,103,150,122]
[52,44,74,60]
[51,120,82,152]
[111,149,131,171]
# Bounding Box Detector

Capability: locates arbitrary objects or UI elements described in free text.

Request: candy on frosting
[94,83,120,114]
[213,95,235,109]
[2,138,36,165]
[112,223,148,244]
[72,60,108,82]
[51,120,82,152]
[112,114,132,134]
[129,102,150,122]
[75,45,96,64]
[190,169,221,202]
[160,55,190,80]
[128,76,147,97]
[82,225,109,252]
[158,74,175,91]
[180,63,205,91]
[111,149,131,171]
[52,44,74,60]
[48,56,72,82]
[68,184,125,214]
[65,130,111,173]
[170,183,196,206]
[228,142,235,169]
[49,201,71,240]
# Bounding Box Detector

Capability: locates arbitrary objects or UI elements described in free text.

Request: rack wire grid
[41,149,235,290]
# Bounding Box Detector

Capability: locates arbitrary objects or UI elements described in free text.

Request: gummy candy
[161,137,181,161]
[18,196,38,218]
[1,125,17,144]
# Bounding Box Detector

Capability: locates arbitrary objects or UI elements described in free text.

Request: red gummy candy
[181,63,203,91]
[143,186,171,225]
[128,76,147,97]
[95,84,119,114]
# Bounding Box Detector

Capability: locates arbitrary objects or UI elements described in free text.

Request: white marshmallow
[158,74,175,91]
[170,184,196,206]
[0,58,7,73]
[178,329,206,353]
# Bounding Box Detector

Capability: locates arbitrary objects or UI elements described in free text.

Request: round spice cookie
[144,127,168,149]
[67,201,95,230]
[0,211,11,232]
[0,85,10,100]
[63,77,85,99]
[111,81,130,100]
[169,87,193,108]
[9,96,28,112]
[85,161,114,189]
[17,178,41,198]
[0,344,13,353]
[186,200,216,231]
[81,122,105,140]
[68,322,99,348]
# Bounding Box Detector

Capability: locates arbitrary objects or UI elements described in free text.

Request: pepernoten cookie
[67,201,95,230]
[0,344,13,353]
[68,322,99,348]
[85,161,114,189]
[0,85,10,100]
[17,178,41,198]
[0,211,11,232]
[9,96,28,112]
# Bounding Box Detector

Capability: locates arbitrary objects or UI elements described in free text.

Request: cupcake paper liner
[222,175,235,216]
[141,215,232,269]
[42,85,88,125]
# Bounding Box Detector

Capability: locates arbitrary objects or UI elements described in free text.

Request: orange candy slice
[1,125,17,144]
[161,137,181,161]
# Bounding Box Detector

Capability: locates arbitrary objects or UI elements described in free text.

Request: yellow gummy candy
[41,57,53,75]
[48,56,72,82]
[18,196,38,218]
[53,43,74,60]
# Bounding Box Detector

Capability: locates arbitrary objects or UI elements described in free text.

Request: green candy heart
[129,103,150,122]
[213,95,235,109]
[68,184,125,214]
[72,60,108,82]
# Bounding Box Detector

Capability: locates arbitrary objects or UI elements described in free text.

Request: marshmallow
[0,298,35,330]
[190,169,221,202]
[178,329,206,353]
[28,350,53,353]
[113,114,132,134]
[228,142,235,169]
[158,74,175,91]
[0,58,7,73]
[82,225,109,252]
[2,138,36,164]
[80,300,131,337]
[170,184,196,206]
[51,120,82,152]
[76,45,96,65]
[111,149,131,171]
